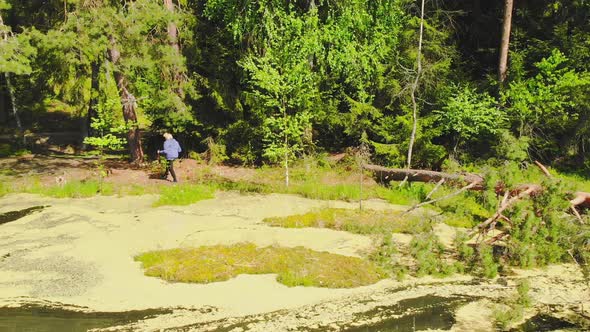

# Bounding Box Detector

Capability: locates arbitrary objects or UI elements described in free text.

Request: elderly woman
[157,133,182,182]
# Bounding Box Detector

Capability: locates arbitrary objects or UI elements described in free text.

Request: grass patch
[263,208,429,235]
[25,180,114,198]
[153,184,215,207]
[287,183,365,201]
[374,183,432,206]
[116,184,159,196]
[191,164,436,205]
[0,181,12,197]
[134,243,386,288]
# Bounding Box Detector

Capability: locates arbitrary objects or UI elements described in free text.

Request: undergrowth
[410,231,457,277]
[493,279,533,330]
[19,179,115,198]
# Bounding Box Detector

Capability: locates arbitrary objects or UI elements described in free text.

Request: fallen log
[363,164,485,190]
[365,163,590,209]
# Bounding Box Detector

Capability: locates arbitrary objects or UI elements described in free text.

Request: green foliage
[0,2,34,75]
[0,180,11,197]
[504,50,572,127]
[134,243,386,288]
[501,50,590,161]
[454,231,475,263]
[436,85,506,151]
[571,225,590,283]
[516,279,532,308]
[203,137,228,165]
[493,279,533,330]
[409,232,455,277]
[493,304,524,331]
[83,99,127,153]
[477,244,499,279]
[504,180,573,268]
[374,182,429,206]
[434,190,492,228]
[493,130,530,162]
[83,99,128,192]
[261,112,312,165]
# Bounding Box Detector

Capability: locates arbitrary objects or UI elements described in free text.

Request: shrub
[409,232,455,277]
[478,244,499,279]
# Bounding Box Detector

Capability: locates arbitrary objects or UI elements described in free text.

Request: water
[0,306,172,332]
[0,206,47,225]
[344,295,469,332]
[514,314,579,332]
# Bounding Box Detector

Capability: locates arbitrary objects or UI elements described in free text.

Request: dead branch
[534,160,552,177]
[571,205,585,225]
[404,181,478,214]
[471,185,541,237]
[486,231,509,245]
[535,160,585,224]
[425,178,445,201]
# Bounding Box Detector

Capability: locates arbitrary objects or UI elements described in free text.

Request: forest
[0,0,588,170]
[1,1,590,330]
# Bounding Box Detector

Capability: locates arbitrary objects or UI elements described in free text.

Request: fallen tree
[363,164,485,190]
[363,161,590,232]
[364,162,590,280]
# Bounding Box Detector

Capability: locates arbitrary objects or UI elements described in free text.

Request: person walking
[158,133,182,182]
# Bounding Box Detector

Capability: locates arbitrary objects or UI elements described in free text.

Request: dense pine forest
[0,0,588,170]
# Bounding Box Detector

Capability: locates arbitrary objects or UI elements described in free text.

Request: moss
[134,243,386,288]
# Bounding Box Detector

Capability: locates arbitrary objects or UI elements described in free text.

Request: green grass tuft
[153,184,215,207]
[25,180,114,198]
[263,208,428,235]
[134,243,386,288]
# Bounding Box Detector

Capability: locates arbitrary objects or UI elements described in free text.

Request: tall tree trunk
[498,0,514,84]
[108,36,144,163]
[0,12,21,131]
[5,73,21,130]
[0,76,7,124]
[164,0,179,54]
[81,60,101,147]
[164,0,184,98]
[282,103,289,188]
[406,0,425,172]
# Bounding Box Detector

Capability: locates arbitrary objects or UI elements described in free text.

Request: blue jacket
[161,138,182,160]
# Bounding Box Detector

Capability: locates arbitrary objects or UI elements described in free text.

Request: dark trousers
[164,159,177,182]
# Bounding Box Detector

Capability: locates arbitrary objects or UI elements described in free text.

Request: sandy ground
[1,192,589,331]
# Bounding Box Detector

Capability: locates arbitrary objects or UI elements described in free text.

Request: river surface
[0,193,588,331]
